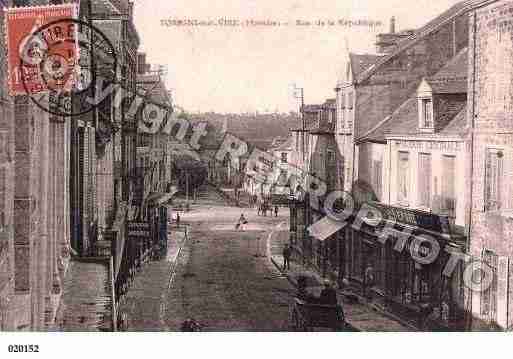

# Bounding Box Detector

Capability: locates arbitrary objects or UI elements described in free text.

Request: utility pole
[185,170,189,212]
[292,84,307,265]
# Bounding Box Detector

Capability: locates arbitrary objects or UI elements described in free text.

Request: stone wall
[468,0,513,330]
[0,1,16,331]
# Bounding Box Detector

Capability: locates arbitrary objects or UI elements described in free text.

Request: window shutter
[397,152,410,204]
[497,154,503,210]
[485,150,492,211]
[485,150,503,211]
[419,154,432,207]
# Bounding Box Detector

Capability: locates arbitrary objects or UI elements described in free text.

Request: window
[441,155,456,215]
[481,250,498,324]
[373,160,383,201]
[339,93,345,130]
[418,153,432,208]
[421,98,433,128]
[347,92,354,110]
[397,152,410,205]
[485,149,503,211]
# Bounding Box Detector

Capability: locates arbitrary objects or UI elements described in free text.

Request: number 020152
[7,345,40,353]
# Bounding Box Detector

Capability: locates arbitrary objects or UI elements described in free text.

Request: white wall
[388,138,466,227]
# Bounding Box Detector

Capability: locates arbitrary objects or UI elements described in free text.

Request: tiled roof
[425,47,468,94]
[358,97,467,142]
[356,1,473,84]
[349,53,384,78]
[109,0,130,14]
[427,80,467,94]
[274,136,293,151]
[429,47,468,81]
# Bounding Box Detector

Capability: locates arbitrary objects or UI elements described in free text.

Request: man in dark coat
[319,280,338,305]
[282,244,292,270]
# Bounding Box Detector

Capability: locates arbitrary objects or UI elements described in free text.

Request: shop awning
[145,188,179,207]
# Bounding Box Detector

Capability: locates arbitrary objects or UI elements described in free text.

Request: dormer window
[421,98,433,128]
[417,79,434,132]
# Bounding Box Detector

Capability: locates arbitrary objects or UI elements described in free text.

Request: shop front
[346,202,467,330]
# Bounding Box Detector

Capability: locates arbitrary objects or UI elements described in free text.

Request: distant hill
[186,112,300,150]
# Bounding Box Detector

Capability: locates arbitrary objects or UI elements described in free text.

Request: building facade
[0,0,74,331]
[467,0,513,330]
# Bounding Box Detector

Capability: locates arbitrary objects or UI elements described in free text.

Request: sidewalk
[268,225,414,332]
[119,227,188,331]
[59,258,112,332]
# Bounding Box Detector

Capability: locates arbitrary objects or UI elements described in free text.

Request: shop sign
[369,202,451,234]
[127,222,151,238]
[394,140,462,152]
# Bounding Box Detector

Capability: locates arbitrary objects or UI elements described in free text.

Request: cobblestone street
[163,187,294,331]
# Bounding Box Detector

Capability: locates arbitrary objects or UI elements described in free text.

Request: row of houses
[282,0,513,331]
[0,0,176,331]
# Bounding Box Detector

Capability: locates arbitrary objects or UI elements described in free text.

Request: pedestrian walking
[176,212,181,227]
[274,205,279,217]
[282,244,291,271]
[237,213,248,231]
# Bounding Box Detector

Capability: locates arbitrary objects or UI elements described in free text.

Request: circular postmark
[19,18,118,117]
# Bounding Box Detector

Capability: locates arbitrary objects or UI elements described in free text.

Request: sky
[133,0,462,114]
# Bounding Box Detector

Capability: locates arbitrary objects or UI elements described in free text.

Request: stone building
[0,0,15,331]
[467,0,513,330]
[1,0,73,331]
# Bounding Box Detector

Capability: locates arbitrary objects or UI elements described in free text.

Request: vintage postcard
[0,0,512,356]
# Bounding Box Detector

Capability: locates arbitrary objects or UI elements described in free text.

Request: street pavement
[124,185,411,332]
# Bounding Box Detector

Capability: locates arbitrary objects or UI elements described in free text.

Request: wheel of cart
[290,298,347,331]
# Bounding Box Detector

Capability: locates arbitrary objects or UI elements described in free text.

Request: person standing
[274,205,279,217]
[363,263,375,299]
[282,244,291,270]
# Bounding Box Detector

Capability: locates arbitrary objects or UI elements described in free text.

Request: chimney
[128,1,134,20]
[390,16,396,34]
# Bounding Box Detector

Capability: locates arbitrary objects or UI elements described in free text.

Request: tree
[172,154,208,194]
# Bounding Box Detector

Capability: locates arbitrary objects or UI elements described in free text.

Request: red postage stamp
[5,3,77,95]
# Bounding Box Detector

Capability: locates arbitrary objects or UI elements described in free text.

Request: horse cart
[290,298,348,331]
